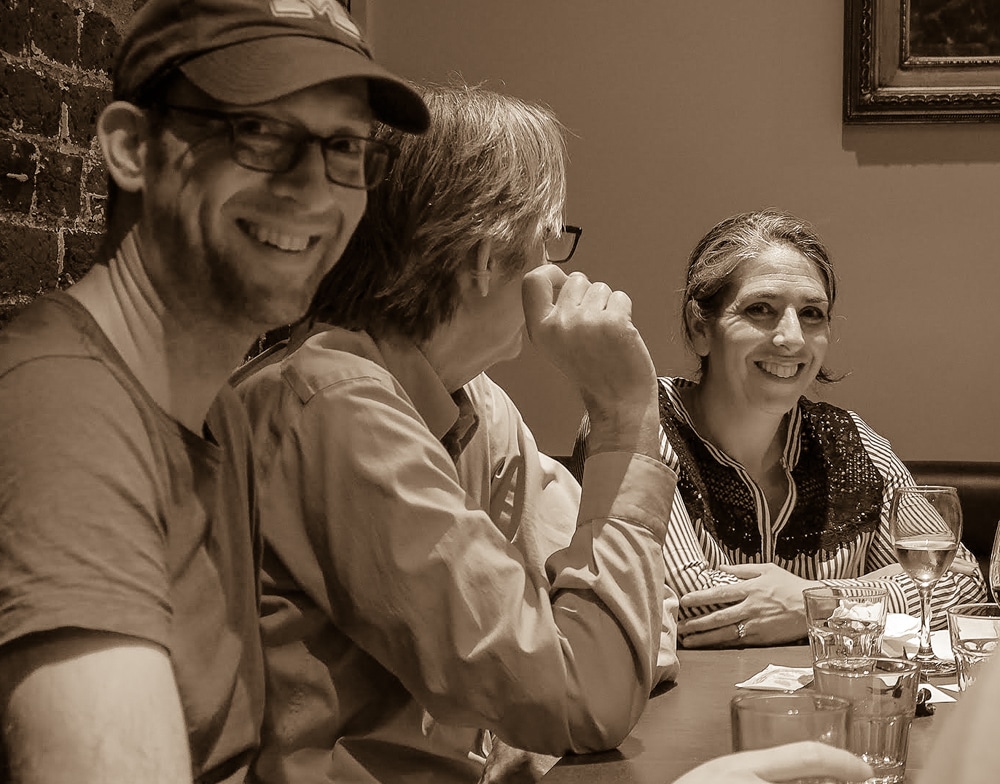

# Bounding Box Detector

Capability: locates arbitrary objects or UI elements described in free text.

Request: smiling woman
[572,208,987,649]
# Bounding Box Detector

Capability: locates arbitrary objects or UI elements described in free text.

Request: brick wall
[0,0,135,329]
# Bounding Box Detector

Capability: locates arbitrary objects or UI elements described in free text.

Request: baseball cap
[113,0,429,134]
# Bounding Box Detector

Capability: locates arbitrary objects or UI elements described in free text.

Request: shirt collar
[375,337,480,460]
[373,337,461,441]
[286,323,480,458]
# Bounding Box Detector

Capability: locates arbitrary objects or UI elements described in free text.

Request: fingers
[680,584,748,609]
[579,279,613,309]
[679,610,741,636]
[679,623,746,649]
[521,266,563,337]
[605,288,633,316]
[523,268,624,324]
[719,564,766,579]
[860,564,904,580]
[949,559,981,577]
[744,741,873,782]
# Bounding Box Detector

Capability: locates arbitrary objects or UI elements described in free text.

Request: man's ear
[686,300,712,357]
[97,101,152,194]
[472,237,494,298]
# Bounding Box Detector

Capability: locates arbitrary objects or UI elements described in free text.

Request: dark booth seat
[905,460,1000,577]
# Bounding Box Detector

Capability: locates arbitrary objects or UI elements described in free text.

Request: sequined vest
[659,387,884,560]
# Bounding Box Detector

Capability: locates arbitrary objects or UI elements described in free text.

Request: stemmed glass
[889,485,963,676]
[989,520,1000,602]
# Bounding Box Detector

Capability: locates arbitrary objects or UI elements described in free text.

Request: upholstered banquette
[905,461,1000,577]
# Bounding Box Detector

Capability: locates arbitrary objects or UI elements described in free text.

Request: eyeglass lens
[544,225,582,263]
[230,117,391,189]
[164,105,393,190]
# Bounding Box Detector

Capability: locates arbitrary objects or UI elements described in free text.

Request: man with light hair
[233,81,680,783]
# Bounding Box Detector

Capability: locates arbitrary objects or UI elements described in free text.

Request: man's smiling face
[138,77,373,332]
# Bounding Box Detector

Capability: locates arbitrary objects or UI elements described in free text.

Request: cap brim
[179,36,429,134]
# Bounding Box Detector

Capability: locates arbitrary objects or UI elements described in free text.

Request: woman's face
[694,243,831,416]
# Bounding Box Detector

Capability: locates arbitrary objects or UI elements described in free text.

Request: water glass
[803,586,888,662]
[989,520,1000,602]
[947,602,1000,692]
[730,691,851,751]
[812,657,919,784]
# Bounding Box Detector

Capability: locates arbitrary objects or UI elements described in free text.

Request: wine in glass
[889,485,962,676]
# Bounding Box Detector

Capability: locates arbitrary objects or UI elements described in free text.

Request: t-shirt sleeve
[0,358,171,649]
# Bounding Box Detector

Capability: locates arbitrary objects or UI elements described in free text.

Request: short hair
[98,74,182,265]
[682,208,839,383]
[306,81,568,342]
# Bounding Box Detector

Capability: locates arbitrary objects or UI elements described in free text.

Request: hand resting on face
[522,266,659,461]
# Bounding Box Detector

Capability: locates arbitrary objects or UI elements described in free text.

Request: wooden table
[543,645,956,783]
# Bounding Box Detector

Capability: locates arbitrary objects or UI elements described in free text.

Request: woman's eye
[744,303,772,318]
[800,307,828,323]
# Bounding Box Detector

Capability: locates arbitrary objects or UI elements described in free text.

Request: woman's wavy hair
[305,80,568,342]
[682,208,840,383]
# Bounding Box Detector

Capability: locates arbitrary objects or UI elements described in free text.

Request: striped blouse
[655,376,986,630]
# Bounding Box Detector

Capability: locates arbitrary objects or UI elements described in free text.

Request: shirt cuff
[579,451,676,540]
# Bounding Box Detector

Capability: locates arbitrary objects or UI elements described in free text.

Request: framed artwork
[844,0,1000,123]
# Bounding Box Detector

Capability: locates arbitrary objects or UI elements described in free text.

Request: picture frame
[844,0,1000,123]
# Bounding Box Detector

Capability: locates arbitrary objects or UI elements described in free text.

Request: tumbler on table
[812,657,919,784]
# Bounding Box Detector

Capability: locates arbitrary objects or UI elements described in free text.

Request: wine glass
[889,485,962,676]
[989,520,1000,602]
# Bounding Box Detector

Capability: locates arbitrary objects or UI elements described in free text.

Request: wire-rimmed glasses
[543,225,583,264]
[162,104,398,190]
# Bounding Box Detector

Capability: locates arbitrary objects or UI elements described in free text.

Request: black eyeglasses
[544,225,583,264]
[162,105,397,190]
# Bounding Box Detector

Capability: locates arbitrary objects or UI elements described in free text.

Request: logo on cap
[268,0,362,39]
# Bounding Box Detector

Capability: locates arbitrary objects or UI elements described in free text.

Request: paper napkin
[881,613,954,661]
[735,663,814,691]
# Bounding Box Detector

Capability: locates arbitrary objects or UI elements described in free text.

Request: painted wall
[367,0,1000,461]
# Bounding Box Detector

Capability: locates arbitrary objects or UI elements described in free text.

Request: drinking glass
[730,692,851,750]
[803,586,888,663]
[947,602,1000,692]
[813,657,919,784]
[889,485,962,676]
[989,520,1000,602]
[730,692,851,783]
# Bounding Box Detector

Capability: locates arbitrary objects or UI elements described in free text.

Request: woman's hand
[671,742,872,783]
[677,564,822,648]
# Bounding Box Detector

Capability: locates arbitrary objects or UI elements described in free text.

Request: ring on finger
[735,621,747,641]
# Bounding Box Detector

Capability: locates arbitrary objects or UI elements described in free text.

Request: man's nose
[272,142,338,205]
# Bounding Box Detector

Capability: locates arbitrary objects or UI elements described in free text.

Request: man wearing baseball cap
[0,1,426,782]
